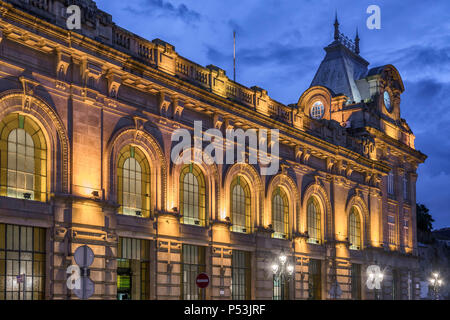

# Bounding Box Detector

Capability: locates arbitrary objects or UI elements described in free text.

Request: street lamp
[429,272,443,300]
[272,253,294,300]
[367,267,384,300]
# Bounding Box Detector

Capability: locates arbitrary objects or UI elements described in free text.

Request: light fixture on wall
[429,272,444,300]
[23,193,31,200]
[91,191,99,198]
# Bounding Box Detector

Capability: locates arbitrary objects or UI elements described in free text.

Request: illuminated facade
[0,0,426,300]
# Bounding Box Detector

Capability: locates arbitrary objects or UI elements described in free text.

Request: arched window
[0,114,47,202]
[230,176,251,233]
[310,101,324,119]
[307,197,321,244]
[349,207,362,250]
[117,146,150,217]
[272,188,288,239]
[180,164,206,226]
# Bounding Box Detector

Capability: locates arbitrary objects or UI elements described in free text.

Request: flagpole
[233,30,236,82]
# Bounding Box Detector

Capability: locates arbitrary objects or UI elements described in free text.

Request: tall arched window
[272,187,288,239]
[117,146,150,217]
[349,207,362,250]
[0,114,47,202]
[180,164,206,226]
[307,197,321,244]
[230,176,251,233]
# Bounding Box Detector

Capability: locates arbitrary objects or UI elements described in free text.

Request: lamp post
[367,268,384,300]
[429,272,443,300]
[271,253,294,300]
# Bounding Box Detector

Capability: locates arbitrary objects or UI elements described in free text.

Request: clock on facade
[383,90,392,112]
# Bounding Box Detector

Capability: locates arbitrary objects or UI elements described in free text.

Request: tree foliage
[416,203,434,243]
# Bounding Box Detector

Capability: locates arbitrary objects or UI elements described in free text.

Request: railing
[337,32,356,53]
[29,0,50,11]
[195,69,208,85]
[137,41,153,61]
[176,59,210,87]
[113,27,131,50]
[176,60,191,77]
[225,82,254,107]
[268,102,292,124]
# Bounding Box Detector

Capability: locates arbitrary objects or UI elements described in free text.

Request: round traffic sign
[73,276,95,300]
[196,273,209,289]
[74,245,94,268]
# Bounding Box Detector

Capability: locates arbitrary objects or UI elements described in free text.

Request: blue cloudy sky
[95,0,450,229]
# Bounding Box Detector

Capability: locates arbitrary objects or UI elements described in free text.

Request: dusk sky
[95,0,450,229]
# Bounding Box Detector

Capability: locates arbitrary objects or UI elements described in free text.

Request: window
[351,264,362,300]
[310,101,324,119]
[388,215,396,245]
[181,244,205,300]
[403,173,409,200]
[272,188,289,239]
[231,250,251,300]
[117,146,150,217]
[307,197,321,244]
[403,215,409,247]
[383,90,392,111]
[387,171,394,196]
[180,164,206,226]
[230,176,251,233]
[392,269,399,300]
[407,271,413,300]
[308,259,321,300]
[349,207,361,250]
[0,114,47,202]
[117,237,150,300]
[0,223,46,300]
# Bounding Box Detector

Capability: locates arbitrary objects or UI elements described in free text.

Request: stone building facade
[0,0,426,300]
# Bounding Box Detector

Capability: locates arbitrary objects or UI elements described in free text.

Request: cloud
[205,41,317,101]
[124,0,201,24]
[390,46,450,82]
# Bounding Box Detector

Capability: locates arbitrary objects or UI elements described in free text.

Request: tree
[416,203,434,243]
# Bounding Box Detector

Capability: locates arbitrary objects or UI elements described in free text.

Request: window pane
[6,128,39,200]
[182,244,205,300]
[121,157,143,216]
[180,166,205,226]
[0,224,45,300]
[232,250,251,299]
[349,208,361,250]
[272,189,288,239]
[307,198,321,244]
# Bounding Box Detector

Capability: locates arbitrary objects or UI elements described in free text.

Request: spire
[334,11,340,41]
[355,28,360,54]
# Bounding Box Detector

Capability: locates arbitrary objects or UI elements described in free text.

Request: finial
[334,11,340,41]
[355,27,360,54]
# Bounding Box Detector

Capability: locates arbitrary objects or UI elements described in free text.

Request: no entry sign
[196,273,209,289]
